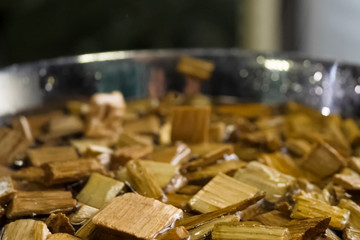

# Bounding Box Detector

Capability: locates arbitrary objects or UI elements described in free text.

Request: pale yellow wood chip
[92,193,183,239]
[3,219,51,240]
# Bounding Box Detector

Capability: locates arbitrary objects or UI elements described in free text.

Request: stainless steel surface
[1,48,360,120]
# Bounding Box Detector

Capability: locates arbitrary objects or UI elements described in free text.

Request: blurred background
[0,0,360,67]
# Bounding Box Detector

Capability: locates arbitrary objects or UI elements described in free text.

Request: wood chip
[85,91,126,137]
[6,190,76,219]
[156,226,190,240]
[140,160,179,188]
[234,161,295,203]
[11,167,45,183]
[209,122,226,142]
[176,193,264,230]
[171,106,210,143]
[189,173,258,213]
[176,185,202,195]
[291,195,349,230]
[26,110,64,138]
[212,222,289,240]
[27,146,79,167]
[188,215,239,240]
[259,152,302,177]
[185,160,246,182]
[12,116,34,143]
[184,143,234,171]
[285,138,312,157]
[0,127,29,166]
[70,204,99,225]
[338,198,360,229]
[0,176,16,205]
[343,227,360,240]
[165,193,192,210]
[151,143,191,165]
[254,210,290,227]
[117,132,153,148]
[325,229,341,240]
[342,118,360,145]
[43,158,105,185]
[2,219,51,240]
[124,115,160,135]
[333,168,360,190]
[286,217,330,240]
[300,140,347,178]
[70,137,114,154]
[39,115,84,141]
[126,159,164,200]
[242,129,282,151]
[177,56,215,80]
[76,173,124,208]
[47,233,82,240]
[46,213,75,234]
[111,145,153,169]
[92,193,183,239]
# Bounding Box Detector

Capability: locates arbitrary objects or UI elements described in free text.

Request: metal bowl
[1,49,360,120]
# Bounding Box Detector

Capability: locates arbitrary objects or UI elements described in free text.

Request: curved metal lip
[2,48,360,72]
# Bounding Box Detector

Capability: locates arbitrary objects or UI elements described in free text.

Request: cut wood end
[3,219,51,240]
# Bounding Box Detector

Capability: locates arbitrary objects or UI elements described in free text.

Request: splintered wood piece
[343,227,360,240]
[234,161,295,203]
[139,160,179,188]
[70,204,99,225]
[177,185,202,195]
[209,122,226,142]
[259,152,302,177]
[242,129,282,151]
[27,146,79,167]
[85,91,126,137]
[117,132,153,148]
[151,143,191,165]
[212,222,289,240]
[0,127,29,166]
[176,193,264,230]
[11,167,45,183]
[124,115,160,135]
[184,143,234,171]
[338,199,360,229]
[186,160,246,182]
[70,137,114,154]
[46,213,75,234]
[342,118,360,145]
[126,159,164,200]
[12,116,34,143]
[189,173,258,213]
[165,194,192,210]
[188,215,239,240]
[43,158,105,185]
[333,168,360,190]
[254,210,291,227]
[285,138,311,157]
[6,190,76,219]
[111,145,153,168]
[349,156,360,173]
[47,233,82,240]
[92,193,183,239]
[214,104,273,118]
[300,140,347,178]
[76,173,124,208]
[291,195,350,230]
[177,56,215,80]
[39,115,85,141]
[0,176,16,205]
[156,226,190,240]
[2,219,51,240]
[286,217,330,240]
[171,106,210,143]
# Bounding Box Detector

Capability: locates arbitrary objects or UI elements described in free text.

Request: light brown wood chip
[2,219,51,240]
[27,146,79,167]
[92,193,183,239]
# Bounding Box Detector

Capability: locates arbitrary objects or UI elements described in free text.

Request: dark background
[0,0,299,67]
